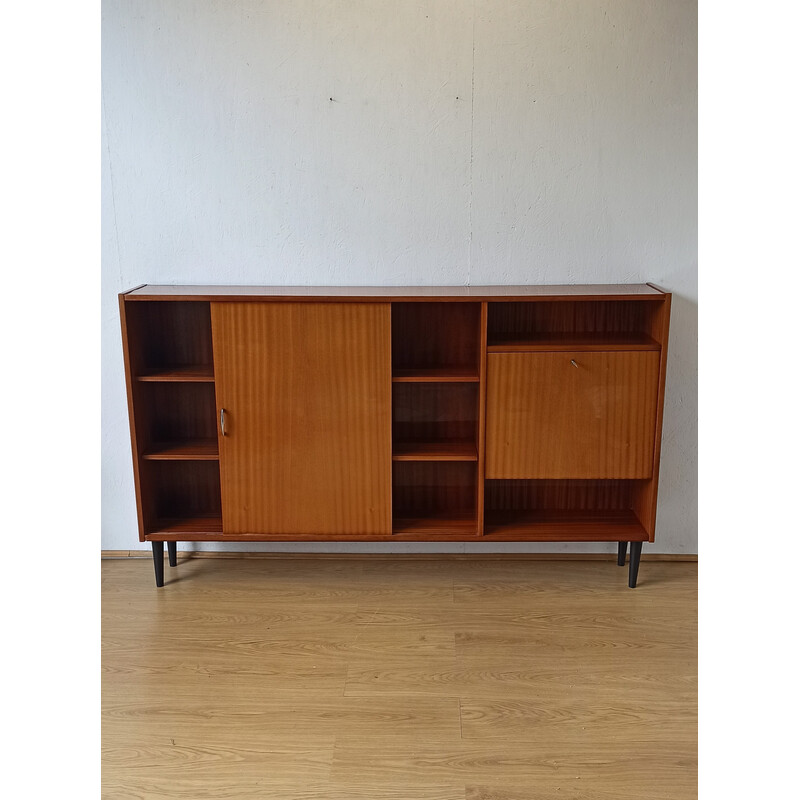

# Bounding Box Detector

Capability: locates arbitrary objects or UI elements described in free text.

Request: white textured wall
[102,0,697,554]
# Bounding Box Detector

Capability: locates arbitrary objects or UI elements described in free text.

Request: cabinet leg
[167,541,178,567]
[152,541,165,587]
[617,541,627,566]
[628,541,643,588]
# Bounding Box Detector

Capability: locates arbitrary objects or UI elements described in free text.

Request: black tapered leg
[617,541,628,566]
[152,541,165,587]
[167,541,178,567]
[628,541,643,588]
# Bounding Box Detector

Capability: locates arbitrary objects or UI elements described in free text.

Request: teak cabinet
[120,285,671,588]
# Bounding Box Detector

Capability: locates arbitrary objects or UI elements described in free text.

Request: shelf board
[392,368,480,383]
[147,514,224,535]
[393,512,477,535]
[392,441,478,461]
[487,332,660,353]
[484,510,647,541]
[136,365,215,382]
[142,439,219,460]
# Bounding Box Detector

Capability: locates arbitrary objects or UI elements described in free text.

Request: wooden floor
[102,555,697,799]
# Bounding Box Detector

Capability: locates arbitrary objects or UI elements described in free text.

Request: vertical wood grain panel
[486,351,660,479]
[212,303,391,535]
[476,302,488,534]
[633,293,672,541]
[119,296,147,541]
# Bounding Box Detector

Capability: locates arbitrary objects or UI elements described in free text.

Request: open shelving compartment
[487,297,666,352]
[483,479,650,541]
[392,302,482,380]
[125,300,215,380]
[390,301,483,534]
[123,300,222,537]
[392,382,479,462]
[393,462,478,535]
[140,460,223,536]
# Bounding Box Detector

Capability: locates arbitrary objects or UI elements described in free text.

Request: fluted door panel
[486,351,660,479]
[211,302,391,535]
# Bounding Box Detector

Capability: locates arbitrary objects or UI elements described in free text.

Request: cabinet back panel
[392,383,479,444]
[139,383,217,445]
[141,461,222,531]
[392,303,481,370]
[393,462,476,516]
[487,300,665,344]
[486,479,638,512]
[125,301,213,373]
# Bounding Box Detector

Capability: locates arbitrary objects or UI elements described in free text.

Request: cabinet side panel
[632,294,672,542]
[477,302,488,534]
[212,302,392,536]
[119,295,146,541]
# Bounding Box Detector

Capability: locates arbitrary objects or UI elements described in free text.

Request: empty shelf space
[483,479,648,540]
[484,510,647,541]
[487,332,660,352]
[392,441,477,461]
[392,367,480,382]
[142,439,219,460]
[147,514,224,536]
[392,302,481,374]
[393,512,477,535]
[392,461,477,535]
[487,299,668,351]
[136,365,215,382]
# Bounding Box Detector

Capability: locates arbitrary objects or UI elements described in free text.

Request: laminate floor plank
[105,776,466,800]
[330,738,696,792]
[103,694,462,740]
[102,556,696,799]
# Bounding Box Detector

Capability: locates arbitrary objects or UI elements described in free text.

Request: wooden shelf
[392,441,477,461]
[136,365,215,382]
[142,439,219,460]
[487,332,660,352]
[136,364,214,383]
[393,512,477,535]
[147,515,224,536]
[392,368,479,383]
[484,510,647,541]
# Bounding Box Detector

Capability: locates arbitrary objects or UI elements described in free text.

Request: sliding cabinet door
[211,302,391,535]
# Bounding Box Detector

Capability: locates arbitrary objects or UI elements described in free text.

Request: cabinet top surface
[124,284,667,301]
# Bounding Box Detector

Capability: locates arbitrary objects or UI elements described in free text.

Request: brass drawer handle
[220,408,228,436]
[570,359,579,368]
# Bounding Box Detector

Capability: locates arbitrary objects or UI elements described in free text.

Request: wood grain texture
[142,439,219,460]
[141,461,222,535]
[392,382,479,446]
[483,479,647,540]
[487,332,659,352]
[136,365,215,382]
[476,302,488,535]
[392,302,481,372]
[632,292,672,541]
[392,441,478,461]
[392,462,477,530]
[102,556,696,799]
[485,351,660,479]
[211,302,392,535]
[127,284,665,300]
[120,288,671,545]
[392,367,480,382]
[124,300,214,375]
[119,294,147,541]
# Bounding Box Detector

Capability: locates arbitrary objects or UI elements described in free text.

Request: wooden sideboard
[119,284,671,587]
